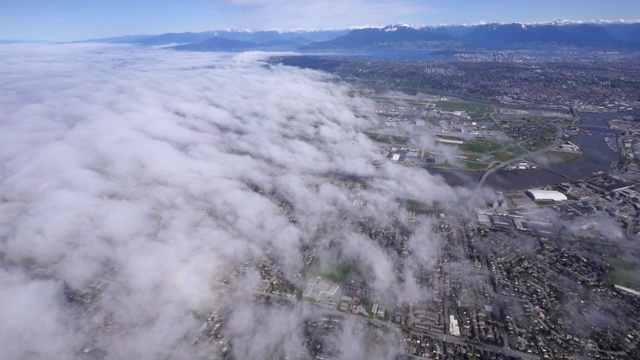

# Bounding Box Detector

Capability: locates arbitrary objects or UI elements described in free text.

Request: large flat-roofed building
[449,315,461,336]
[303,278,340,302]
[525,189,567,202]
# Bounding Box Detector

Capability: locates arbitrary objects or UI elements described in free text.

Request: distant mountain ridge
[86,29,349,48]
[82,21,640,52]
[306,23,640,50]
[460,23,618,47]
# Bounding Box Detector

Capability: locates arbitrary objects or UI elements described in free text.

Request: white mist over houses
[0,43,471,359]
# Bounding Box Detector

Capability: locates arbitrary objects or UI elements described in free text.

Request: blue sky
[1,0,639,41]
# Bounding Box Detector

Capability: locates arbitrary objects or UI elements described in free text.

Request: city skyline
[1,0,639,41]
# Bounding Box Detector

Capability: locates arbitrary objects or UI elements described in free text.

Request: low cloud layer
[0,44,471,359]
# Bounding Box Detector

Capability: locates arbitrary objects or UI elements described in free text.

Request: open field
[557,118,579,126]
[526,150,583,167]
[521,138,554,152]
[405,100,435,108]
[365,132,409,144]
[611,80,640,91]
[463,160,489,170]
[605,257,640,290]
[493,145,528,162]
[435,100,492,119]
[424,118,442,126]
[366,92,578,168]
[322,262,355,283]
[459,139,504,154]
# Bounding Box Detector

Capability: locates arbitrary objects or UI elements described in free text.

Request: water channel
[428,111,640,191]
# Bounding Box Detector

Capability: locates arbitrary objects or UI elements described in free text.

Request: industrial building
[449,315,461,336]
[303,278,340,302]
[525,189,568,202]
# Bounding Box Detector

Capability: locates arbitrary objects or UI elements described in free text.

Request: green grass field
[425,118,442,126]
[493,145,527,162]
[459,139,504,154]
[323,263,355,283]
[611,80,640,91]
[527,151,583,166]
[604,257,640,290]
[557,118,579,126]
[364,132,409,145]
[405,100,432,107]
[406,199,429,211]
[486,122,503,131]
[463,161,489,170]
[435,100,492,119]
[521,139,554,152]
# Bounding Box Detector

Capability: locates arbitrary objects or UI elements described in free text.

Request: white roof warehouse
[525,189,568,202]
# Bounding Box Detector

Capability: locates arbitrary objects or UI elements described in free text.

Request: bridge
[478,161,573,187]
[478,125,565,187]
[576,124,615,132]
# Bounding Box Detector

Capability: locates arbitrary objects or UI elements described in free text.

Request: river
[428,111,640,191]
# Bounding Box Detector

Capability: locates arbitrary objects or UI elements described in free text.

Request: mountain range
[79,21,640,52]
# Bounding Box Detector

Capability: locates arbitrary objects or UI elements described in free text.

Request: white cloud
[0,43,466,359]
